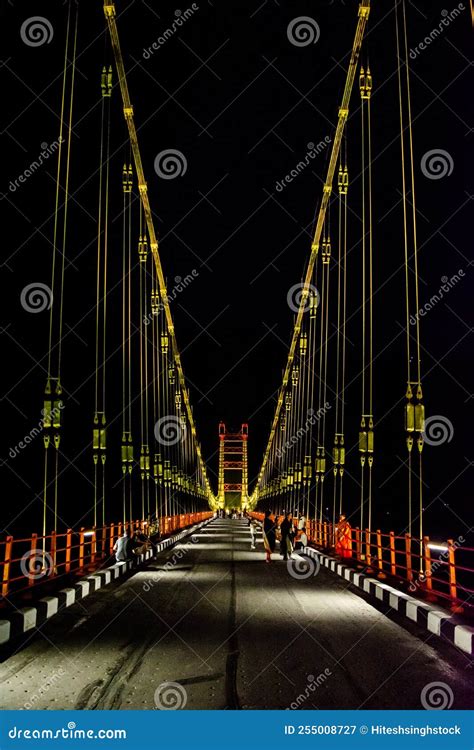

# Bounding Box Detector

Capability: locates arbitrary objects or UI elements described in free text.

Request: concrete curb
[0,520,210,646]
[303,546,474,656]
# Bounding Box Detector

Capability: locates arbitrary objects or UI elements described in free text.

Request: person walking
[280,512,294,561]
[249,518,258,549]
[263,510,276,563]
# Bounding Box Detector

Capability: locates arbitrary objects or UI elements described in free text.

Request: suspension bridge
[1,0,473,711]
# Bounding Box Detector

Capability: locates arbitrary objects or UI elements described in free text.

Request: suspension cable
[93,61,112,528]
[254,1,371,502]
[42,2,79,542]
[104,0,214,506]
[396,0,425,561]
[358,61,374,540]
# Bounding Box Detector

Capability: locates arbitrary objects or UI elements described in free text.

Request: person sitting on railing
[335,514,352,558]
[113,531,134,562]
[133,532,151,556]
[295,526,308,550]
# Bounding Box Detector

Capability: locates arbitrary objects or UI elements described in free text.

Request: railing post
[423,536,436,599]
[109,523,115,555]
[389,531,396,576]
[79,528,85,571]
[405,533,413,582]
[29,533,38,587]
[2,536,13,597]
[355,527,361,561]
[447,538,462,612]
[65,529,72,573]
[376,529,385,577]
[447,538,457,600]
[91,527,96,565]
[365,529,371,567]
[50,530,57,577]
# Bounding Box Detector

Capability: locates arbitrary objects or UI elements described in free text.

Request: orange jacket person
[335,514,352,558]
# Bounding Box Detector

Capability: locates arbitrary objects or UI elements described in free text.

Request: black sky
[1,0,472,540]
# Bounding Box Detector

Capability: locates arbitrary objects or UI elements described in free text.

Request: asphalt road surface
[1,519,473,710]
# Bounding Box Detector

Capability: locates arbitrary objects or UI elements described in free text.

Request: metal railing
[250,513,473,610]
[0,512,213,599]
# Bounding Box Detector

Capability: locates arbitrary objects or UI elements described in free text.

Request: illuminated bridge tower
[217,423,249,509]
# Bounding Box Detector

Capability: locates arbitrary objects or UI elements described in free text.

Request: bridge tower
[217,423,249,510]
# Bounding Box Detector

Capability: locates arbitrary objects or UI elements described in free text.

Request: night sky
[1,0,472,541]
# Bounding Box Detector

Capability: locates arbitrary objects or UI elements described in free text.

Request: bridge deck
[0,519,472,710]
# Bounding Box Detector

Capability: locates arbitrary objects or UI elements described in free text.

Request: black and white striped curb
[303,546,474,656]
[0,519,210,646]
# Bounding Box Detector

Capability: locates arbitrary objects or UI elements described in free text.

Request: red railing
[0,512,212,600]
[250,513,473,610]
